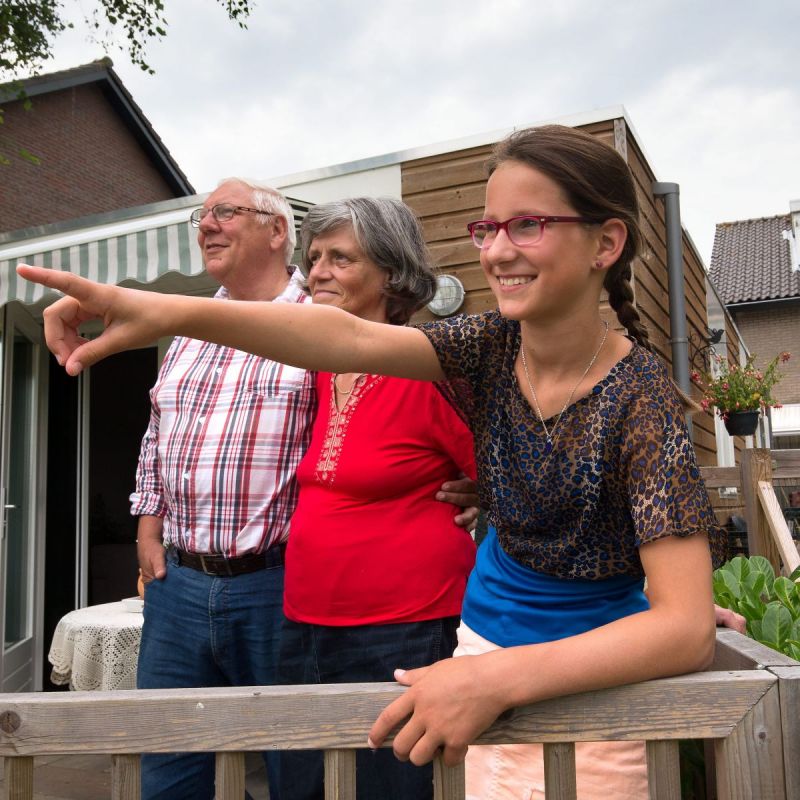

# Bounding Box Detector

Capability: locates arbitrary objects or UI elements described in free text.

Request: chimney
[782,200,800,272]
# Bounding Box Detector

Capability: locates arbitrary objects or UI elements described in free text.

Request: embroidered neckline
[315,374,383,484]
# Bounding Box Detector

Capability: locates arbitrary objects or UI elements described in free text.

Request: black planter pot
[723,410,760,436]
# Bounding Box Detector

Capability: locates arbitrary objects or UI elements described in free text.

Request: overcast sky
[44,0,798,264]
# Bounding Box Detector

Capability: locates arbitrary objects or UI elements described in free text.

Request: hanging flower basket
[723,410,760,437]
[691,351,791,432]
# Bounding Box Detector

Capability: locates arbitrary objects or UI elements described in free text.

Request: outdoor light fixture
[427,274,465,316]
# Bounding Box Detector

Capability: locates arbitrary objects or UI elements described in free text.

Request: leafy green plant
[713,555,800,660]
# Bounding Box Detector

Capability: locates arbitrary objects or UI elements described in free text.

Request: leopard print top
[418,310,726,579]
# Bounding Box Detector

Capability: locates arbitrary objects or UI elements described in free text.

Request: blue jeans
[278,616,460,800]
[137,549,284,800]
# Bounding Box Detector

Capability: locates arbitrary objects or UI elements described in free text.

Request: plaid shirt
[129,272,315,555]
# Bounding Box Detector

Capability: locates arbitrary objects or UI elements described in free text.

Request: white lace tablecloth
[48,601,144,691]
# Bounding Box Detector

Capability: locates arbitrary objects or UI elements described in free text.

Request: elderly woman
[278,197,477,800]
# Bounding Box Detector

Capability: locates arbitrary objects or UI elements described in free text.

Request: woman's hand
[368,654,508,767]
[16,265,170,374]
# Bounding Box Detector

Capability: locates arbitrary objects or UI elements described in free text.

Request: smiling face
[306,225,389,323]
[196,181,278,289]
[479,161,604,323]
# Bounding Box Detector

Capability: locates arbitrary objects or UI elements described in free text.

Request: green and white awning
[0,208,204,307]
[0,198,312,308]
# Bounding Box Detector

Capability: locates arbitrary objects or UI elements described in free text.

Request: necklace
[519,320,609,455]
[333,373,364,395]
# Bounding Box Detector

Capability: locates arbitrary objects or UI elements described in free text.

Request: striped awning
[0,212,203,308]
[0,199,312,308]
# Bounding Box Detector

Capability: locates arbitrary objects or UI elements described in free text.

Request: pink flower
[781,352,791,362]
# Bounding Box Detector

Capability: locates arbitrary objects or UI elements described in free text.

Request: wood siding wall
[402,118,720,465]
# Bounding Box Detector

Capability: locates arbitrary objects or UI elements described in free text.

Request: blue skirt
[461,528,649,648]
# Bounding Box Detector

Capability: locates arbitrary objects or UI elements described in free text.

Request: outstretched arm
[17,265,444,381]
[369,533,716,766]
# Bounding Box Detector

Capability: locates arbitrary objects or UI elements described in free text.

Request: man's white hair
[216,177,297,263]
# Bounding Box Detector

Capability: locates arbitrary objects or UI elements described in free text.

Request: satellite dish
[427,274,465,316]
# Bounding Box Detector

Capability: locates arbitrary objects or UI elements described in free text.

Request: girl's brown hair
[487,125,651,351]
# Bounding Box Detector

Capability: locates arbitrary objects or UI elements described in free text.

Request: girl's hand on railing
[368,654,508,767]
[16,265,169,375]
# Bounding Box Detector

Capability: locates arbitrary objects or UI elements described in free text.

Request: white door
[0,303,47,691]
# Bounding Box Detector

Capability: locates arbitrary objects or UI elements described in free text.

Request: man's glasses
[190,204,272,227]
[466,215,595,248]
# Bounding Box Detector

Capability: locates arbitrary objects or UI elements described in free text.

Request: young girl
[19,124,724,799]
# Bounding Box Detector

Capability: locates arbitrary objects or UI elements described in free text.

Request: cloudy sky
[44,0,798,264]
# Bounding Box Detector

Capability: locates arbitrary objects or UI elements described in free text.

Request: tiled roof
[709,214,800,304]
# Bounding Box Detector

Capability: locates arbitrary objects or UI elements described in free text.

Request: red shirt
[284,373,477,626]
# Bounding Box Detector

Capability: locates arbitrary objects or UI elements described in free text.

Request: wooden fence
[0,630,797,799]
[700,448,800,575]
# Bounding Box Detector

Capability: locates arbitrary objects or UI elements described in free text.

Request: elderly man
[130,178,310,800]
[130,179,476,800]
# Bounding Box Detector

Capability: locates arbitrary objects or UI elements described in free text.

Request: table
[48,600,144,691]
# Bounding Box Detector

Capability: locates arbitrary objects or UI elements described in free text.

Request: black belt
[171,544,286,576]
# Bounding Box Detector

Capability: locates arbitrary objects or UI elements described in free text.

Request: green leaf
[774,577,800,617]
[761,603,793,650]
[788,565,800,582]
[743,571,767,603]
[749,619,762,640]
[727,556,751,583]
[788,642,800,662]
[739,597,766,621]
[749,556,775,581]
[718,569,743,600]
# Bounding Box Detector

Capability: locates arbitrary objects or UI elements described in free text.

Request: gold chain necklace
[519,320,609,455]
[333,373,364,395]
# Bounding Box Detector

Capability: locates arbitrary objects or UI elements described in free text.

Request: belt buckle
[197,554,213,575]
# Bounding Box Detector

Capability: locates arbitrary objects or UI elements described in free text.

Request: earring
[593,260,603,270]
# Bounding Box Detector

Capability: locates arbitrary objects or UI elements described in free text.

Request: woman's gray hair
[299,197,437,325]
[217,177,297,263]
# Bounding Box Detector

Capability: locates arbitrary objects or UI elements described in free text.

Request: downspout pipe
[652,182,691,396]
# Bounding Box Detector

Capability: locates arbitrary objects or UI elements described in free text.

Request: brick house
[709,202,800,449]
[0,58,193,232]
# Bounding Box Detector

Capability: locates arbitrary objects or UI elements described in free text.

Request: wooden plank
[711,629,799,671]
[714,682,786,799]
[324,749,356,800]
[741,449,781,571]
[757,481,800,574]
[110,754,140,800]
[700,466,742,489]
[215,752,245,800]
[433,756,465,800]
[3,757,33,800]
[772,450,800,479]
[419,210,480,243]
[543,742,576,800]
[0,672,775,756]
[402,155,488,195]
[772,666,800,799]
[406,184,486,219]
[646,740,681,800]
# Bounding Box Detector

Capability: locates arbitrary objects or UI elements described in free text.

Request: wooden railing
[0,631,797,799]
[701,448,800,575]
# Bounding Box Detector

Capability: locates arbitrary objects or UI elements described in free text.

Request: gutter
[652,182,690,395]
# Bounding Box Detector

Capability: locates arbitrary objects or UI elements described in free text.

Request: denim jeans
[278,616,460,800]
[137,549,284,800]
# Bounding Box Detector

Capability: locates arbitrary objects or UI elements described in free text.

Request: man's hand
[436,476,479,531]
[137,515,167,584]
